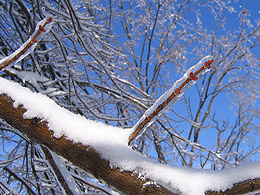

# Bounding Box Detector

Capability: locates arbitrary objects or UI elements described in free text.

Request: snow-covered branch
[0,77,175,195]
[1,0,260,194]
[1,77,260,195]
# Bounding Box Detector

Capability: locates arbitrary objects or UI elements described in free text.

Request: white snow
[1,73,260,195]
[7,68,48,85]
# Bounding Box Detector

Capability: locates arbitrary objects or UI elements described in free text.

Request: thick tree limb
[0,94,176,195]
[1,93,260,195]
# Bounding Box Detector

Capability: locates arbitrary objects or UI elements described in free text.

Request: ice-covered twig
[128,56,214,145]
[0,15,53,71]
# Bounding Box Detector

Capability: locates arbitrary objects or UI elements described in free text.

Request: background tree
[0,0,260,194]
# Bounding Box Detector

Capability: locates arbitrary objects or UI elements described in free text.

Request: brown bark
[128,59,214,145]
[205,178,260,195]
[0,16,52,71]
[1,93,260,195]
[0,94,176,195]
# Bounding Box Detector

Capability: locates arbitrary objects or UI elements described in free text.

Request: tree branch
[1,90,260,195]
[41,146,75,195]
[128,58,214,145]
[205,178,260,195]
[0,94,176,195]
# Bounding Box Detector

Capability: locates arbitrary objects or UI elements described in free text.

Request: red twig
[128,59,214,145]
[0,16,53,71]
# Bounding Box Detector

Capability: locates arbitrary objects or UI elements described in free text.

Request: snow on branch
[128,56,214,144]
[0,15,53,71]
[1,71,260,194]
[0,79,174,195]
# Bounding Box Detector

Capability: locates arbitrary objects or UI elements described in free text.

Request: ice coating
[129,55,214,144]
[0,15,53,70]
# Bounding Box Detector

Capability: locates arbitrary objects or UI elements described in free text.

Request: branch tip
[204,59,214,69]
[128,57,214,145]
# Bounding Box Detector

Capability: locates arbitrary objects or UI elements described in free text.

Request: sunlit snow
[1,76,260,195]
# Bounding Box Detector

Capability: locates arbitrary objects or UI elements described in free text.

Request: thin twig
[128,59,214,145]
[0,16,53,71]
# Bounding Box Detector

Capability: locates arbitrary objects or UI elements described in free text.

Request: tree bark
[0,94,176,195]
[1,93,260,195]
[205,178,260,195]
